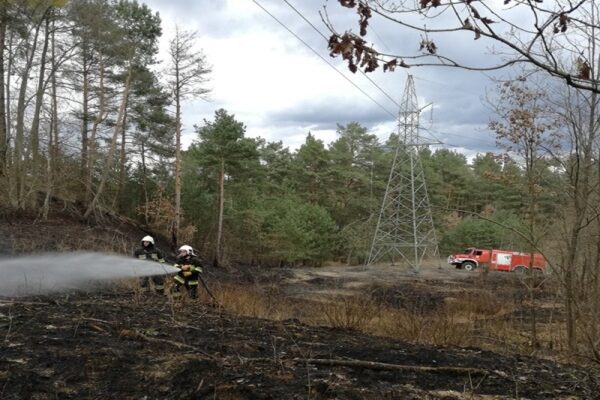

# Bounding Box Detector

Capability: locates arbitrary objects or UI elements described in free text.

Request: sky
[142,0,506,159]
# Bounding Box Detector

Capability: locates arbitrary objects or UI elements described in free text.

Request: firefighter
[172,245,204,299]
[133,235,166,293]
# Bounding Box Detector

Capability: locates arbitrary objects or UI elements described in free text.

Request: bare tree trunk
[84,68,132,219]
[5,29,11,159]
[564,143,593,352]
[86,56,106,205]
[215,157,225,267]
[14,20,42,207]
[593,157,600,355]
[43,16,58,220]
[5,29,13,205]
[525,147,539,349]
[592,93,600,348]
[569,90,597,351]
[42,135,53,219]
[168,26,210,249]
[173,85,181,248]
[80,41,89,201]
[29,14,50,178]
[565,245,578,351]
[140,141,149,225]
[113,95,128,211]
[0,3,7,175]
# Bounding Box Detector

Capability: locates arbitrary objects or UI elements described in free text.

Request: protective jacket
[173,255,204,298]
[133,245,166,263]
[133,244,166,291]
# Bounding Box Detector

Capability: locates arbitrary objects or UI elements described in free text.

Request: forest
[1,0,600,357]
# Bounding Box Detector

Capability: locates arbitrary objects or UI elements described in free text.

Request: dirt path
[290,263,459,283]
[277,263,503,299]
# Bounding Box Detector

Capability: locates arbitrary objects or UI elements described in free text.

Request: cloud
[141,0,506,157]
[268,99,392,130]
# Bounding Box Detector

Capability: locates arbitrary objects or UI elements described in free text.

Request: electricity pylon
[366,75,440,272]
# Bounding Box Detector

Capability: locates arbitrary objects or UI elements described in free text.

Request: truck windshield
[464,248,474,254]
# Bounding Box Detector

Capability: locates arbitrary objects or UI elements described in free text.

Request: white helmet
[141,235,154,245]
[178,245,195,256]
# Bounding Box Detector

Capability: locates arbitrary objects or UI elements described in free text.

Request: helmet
[178,245,195,256]
[141,235,154,245]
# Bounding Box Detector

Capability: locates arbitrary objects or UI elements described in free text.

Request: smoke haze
[0,253,179,297]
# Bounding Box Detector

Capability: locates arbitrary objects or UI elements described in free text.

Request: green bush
[262,195,338,266]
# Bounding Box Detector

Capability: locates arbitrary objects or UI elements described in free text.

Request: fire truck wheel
[462,261,476,271]
[513,266,526,274]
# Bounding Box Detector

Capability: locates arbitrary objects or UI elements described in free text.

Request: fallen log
[234,356,496,377]
[298,358,490,376]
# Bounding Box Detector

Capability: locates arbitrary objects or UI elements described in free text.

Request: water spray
[0,252,179,297]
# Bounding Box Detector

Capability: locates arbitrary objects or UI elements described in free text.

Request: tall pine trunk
[84,68,132,219]
[42,15,58,220]
[565,122,595,352]
[5,29,12,171]
[29,14,50,179]
[86,56,106,204]
[215,157,225,267]
[140,141,149,225]
[113,96,129,211]
[0,2,7,175]
[173,85,181,248]
[80,41,89,202]
[14,19,42,207]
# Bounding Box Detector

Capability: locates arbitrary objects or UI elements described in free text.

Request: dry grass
[207,281,574,357]
[212,283,293,321]
[90,272,577,359]
[87,274,577,359]
[374,307,475,346]
[317,295,381,330]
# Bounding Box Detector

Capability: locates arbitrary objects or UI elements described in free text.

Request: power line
[369,25,392,54]
[251,0,397,120]
[282,0,401,109]
[281,1,487,151]
[252,0,498,154]
[424,127,497,146]
[412,74,486,97]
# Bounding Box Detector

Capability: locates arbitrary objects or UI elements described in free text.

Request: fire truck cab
[447,247,546,273]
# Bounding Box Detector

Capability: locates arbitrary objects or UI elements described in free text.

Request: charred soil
[1,211,599,399]
[1,291,599,400]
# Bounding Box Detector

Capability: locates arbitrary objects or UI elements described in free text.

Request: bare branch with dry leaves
[323,0,600,93]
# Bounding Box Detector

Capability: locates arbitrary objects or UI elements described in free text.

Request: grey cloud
[144,0,507,156]
[143,0,335,45]
[425,123,497,153]
[411,69,496,125]
[268,100,393,130]
[432,97,491,126]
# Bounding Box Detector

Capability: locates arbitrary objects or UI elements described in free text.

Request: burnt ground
[0,208,174,257]
[1,211,600,399]
[1,291,599,400]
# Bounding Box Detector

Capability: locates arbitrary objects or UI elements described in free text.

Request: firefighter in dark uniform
[133,235,166,293]
[173,245,204,299]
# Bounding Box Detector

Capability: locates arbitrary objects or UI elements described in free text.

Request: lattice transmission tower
[366,75,440,272]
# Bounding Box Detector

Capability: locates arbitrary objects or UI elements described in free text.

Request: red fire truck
[447,247,546,272]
